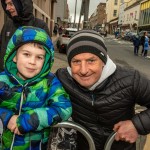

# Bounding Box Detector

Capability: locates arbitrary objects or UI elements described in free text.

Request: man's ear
[13,55,17,63]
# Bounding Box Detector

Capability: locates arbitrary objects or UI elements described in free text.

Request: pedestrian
[56,30,150,150]
[143,32,149,58]
[104,30,107,37]
[132,34,140,55]
[114,30,119,38]
[53,24,58,35]
[58,26,63,35]
[0,26,72,150]
[0,0,50,72]
[140,31,146,56]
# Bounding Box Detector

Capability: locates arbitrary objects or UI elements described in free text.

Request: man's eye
[72,60,80,65]
[87,59,95,63]
[10,2,14,6]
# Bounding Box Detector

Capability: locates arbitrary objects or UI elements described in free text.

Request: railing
[53,121,116,150]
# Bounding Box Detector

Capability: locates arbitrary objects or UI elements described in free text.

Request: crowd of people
[0,0,150,150]
[132,31,149,58]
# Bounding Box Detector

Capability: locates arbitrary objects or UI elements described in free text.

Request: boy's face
[5,0,18,17]
[13,43,46,80]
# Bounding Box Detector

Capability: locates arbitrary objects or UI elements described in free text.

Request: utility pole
[78,0,83,30]
[83,0,90,29]
[73,0,77,28]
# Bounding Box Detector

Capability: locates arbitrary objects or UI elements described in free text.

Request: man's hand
[7,115,22,135]
[113,120,138,143]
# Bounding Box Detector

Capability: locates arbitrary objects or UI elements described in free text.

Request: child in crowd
[0,26,72,150]
[143,32,149,58]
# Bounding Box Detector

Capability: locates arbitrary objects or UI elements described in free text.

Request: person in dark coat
[140,32,146,56]
[55,30,150,150]
[0,0,50,72]
[53,24,58,35]
[132,35,140,55]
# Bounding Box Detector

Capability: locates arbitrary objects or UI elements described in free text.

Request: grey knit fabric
[67,30,107,65]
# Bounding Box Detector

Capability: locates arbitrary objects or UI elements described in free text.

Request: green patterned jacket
[0,26,72,150]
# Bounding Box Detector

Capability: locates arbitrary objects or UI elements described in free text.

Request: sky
[68,0,106,23]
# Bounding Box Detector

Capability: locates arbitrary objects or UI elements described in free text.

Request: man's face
[71,53,104,88]
[5,0,18,17]
[13,43,46,80]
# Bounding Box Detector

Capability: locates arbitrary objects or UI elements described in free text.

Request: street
[52,35,150,81]
[51,34,150,150]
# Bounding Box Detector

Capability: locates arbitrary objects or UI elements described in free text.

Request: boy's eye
[38,56,44,60]
[23,53,30,56]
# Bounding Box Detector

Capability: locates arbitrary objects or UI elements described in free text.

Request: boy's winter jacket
[0,26,72,150]
[0,0,50,71]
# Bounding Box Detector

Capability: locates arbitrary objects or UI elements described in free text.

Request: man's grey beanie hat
[67,30,107,65]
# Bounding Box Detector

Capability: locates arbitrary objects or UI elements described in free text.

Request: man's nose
[6,5,11,10]
[80,62,88,75]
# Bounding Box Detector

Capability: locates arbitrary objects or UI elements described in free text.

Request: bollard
[53,121,116,150]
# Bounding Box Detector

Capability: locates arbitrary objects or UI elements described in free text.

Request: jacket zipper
[10,82,28,149]
[91,94,95,106]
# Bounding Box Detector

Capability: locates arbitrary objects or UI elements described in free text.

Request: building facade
[122,0,140,32]
[54,0,69,27]
[106,0,121,33]
[138,0,150,31]
[89,2,106,31]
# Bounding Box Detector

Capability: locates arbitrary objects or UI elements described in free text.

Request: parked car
[138,30,150,37]
[123,31,137,41]
[56,28,78,53]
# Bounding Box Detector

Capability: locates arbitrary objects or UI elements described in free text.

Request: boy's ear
[13,56,17,63]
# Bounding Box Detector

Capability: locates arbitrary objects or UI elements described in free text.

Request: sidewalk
[51,34,68,73]
[51,34,59,43]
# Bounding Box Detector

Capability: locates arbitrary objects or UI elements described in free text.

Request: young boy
[0,26,72,150]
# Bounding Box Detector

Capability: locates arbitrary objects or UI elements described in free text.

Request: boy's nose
[29,57,36,64]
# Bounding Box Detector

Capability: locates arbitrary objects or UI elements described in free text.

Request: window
[127,14,129,21]
[34,9,37,18]
[114,0,118,5]
[42,14,44,21]
[134,11,137,20]
[46,17,48,24]
[113,10,117,16]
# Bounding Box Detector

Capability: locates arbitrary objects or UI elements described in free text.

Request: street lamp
[74,0,77,28]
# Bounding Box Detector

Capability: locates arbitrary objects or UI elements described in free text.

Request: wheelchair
[53,121,116,150]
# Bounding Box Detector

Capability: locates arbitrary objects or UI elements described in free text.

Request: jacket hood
[1,0,34,22]
[4,26,54,85]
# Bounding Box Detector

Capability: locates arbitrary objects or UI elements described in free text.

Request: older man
[56,30,150,150]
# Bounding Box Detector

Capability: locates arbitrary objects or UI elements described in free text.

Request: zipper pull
[92,100,94,106]
[91,94,94,106]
